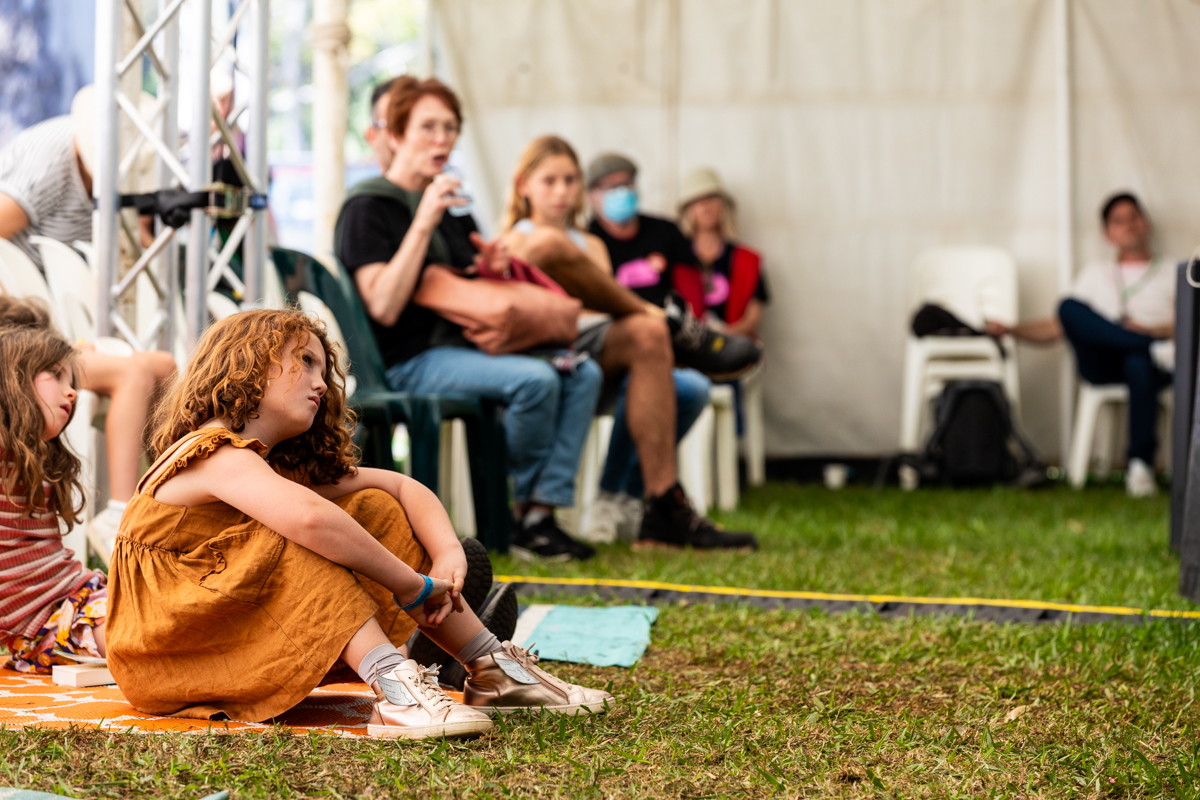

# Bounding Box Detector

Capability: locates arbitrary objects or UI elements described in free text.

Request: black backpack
[920,380,1043,487]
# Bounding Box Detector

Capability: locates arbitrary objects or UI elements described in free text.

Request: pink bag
[413,257,581,355]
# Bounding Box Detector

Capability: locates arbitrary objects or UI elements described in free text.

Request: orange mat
[0,670,442,737]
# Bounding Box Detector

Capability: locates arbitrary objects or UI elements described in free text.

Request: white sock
[523,507,551,528]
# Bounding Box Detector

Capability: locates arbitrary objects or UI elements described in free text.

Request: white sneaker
[1150,340,1175,373]
[579,492,622,544]
[614,493,645,543]
[1126,458,1158,498]
[86,508,121,566]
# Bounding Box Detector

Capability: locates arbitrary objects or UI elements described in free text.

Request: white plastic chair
[29,236,97,343]
[0,238,56,311]
[678,385,740,513]
[1066,383,1172,488]
[558,415,615,537]
[899,246,1021,461]
[740,364,767,487]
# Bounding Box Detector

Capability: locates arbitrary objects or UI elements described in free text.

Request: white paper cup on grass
[824,463,848,490]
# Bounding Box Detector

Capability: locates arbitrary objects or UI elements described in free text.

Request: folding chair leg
[464,400,510,553]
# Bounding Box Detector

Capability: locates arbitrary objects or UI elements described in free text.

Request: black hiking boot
[633,482,759,551]
[664,292,763,380]
[511,514,596,562]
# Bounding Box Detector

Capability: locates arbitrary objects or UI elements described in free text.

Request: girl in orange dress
[105,309,611,739]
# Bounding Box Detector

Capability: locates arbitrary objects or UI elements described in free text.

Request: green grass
[499,482,1187,612]
[4,482,1200,799]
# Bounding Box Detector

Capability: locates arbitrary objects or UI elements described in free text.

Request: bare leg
[94,621,106,657]
[522,231,649,318]
[417,604,488,657]
[77,350,175,502]
[597,316,678,497]
[340,617,404,674]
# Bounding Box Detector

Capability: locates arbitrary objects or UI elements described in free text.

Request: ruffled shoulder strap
[137,428,270,497]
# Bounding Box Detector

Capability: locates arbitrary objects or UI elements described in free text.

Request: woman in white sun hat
[676,167,769,340]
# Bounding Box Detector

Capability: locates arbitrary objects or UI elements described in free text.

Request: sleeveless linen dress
[106,428,430,722]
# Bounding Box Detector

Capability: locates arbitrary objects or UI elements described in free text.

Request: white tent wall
[432,0,1200,459]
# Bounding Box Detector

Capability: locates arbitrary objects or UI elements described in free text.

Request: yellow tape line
[495,575,1200,620]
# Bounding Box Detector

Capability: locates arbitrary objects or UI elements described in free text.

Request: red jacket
[672,244,762,324]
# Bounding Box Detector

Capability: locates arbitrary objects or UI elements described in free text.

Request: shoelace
[411,664,457,713]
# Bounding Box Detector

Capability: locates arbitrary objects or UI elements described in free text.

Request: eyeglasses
[414,120,460,139]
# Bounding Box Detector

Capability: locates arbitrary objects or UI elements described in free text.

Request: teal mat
[512,605,658,668]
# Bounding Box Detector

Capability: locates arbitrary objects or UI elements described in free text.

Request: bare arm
[727,299,764,338]
[354,173,466,327]
[0,193,29,240]
[987,318,1062,344]
[162,445,456,623]
[310,467,462,564]
[312,466,470,601]
[1124,319,1174,340]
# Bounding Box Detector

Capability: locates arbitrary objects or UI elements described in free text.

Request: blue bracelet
[399,575,434,611]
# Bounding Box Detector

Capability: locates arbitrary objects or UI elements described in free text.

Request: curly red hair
[151,309,358,485]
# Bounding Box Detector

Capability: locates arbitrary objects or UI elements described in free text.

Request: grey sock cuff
[455,628,503,665]
[357,643,407,686]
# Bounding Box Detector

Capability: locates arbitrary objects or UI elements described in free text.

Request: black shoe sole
[478,583,519,643]
[404,537,494,677]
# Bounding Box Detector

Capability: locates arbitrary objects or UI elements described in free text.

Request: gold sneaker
[367,660,493,740]
[462,641,615,716]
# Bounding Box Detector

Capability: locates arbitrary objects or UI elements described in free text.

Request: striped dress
[0,115,94,271]
[0,461,95,641]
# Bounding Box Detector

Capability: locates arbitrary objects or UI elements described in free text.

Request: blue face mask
[601,186,639,224]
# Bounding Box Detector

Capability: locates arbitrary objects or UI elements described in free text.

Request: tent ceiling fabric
[433,0,1200,459]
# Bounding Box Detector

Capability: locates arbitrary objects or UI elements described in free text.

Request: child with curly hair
[105,309,611,739]
[0,323,107,673]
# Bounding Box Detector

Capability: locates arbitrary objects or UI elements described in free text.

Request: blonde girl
[0,324,108,673]
[105,309,610,739]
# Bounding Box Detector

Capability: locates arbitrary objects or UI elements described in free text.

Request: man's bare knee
[612,314,671,362]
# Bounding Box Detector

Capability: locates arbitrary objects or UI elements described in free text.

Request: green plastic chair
[271,248,510,553]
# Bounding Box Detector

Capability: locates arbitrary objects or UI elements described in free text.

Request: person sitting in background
[364,77,399,173]
[0,87,177,558]
[677,167,769,340]
[988,192,1174,498]
[337,77,602,561]
[678,167,770,436]
[0,298,175,559]
[502,136,756,550]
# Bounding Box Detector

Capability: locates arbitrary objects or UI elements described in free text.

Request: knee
[513,361,560,407]
[576,357,604,390]
[626,314,672,359]
[144,350,177,382]
[525,228,575,264]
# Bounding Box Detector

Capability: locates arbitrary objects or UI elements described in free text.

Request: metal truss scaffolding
[93,0,269,356]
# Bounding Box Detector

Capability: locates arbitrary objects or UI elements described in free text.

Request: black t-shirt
[703,243,770,320]
[588,214,697,307]
[338,194,478,366]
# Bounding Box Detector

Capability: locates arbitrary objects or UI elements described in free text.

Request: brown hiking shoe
[367,660,493,739]
[462,642,614,716]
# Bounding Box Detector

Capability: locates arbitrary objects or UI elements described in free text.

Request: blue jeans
[387,347,603,508]
[599,368,712,498]
[1058,298,1172,462]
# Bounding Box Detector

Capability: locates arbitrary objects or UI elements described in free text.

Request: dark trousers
[1058,298,1172,462]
